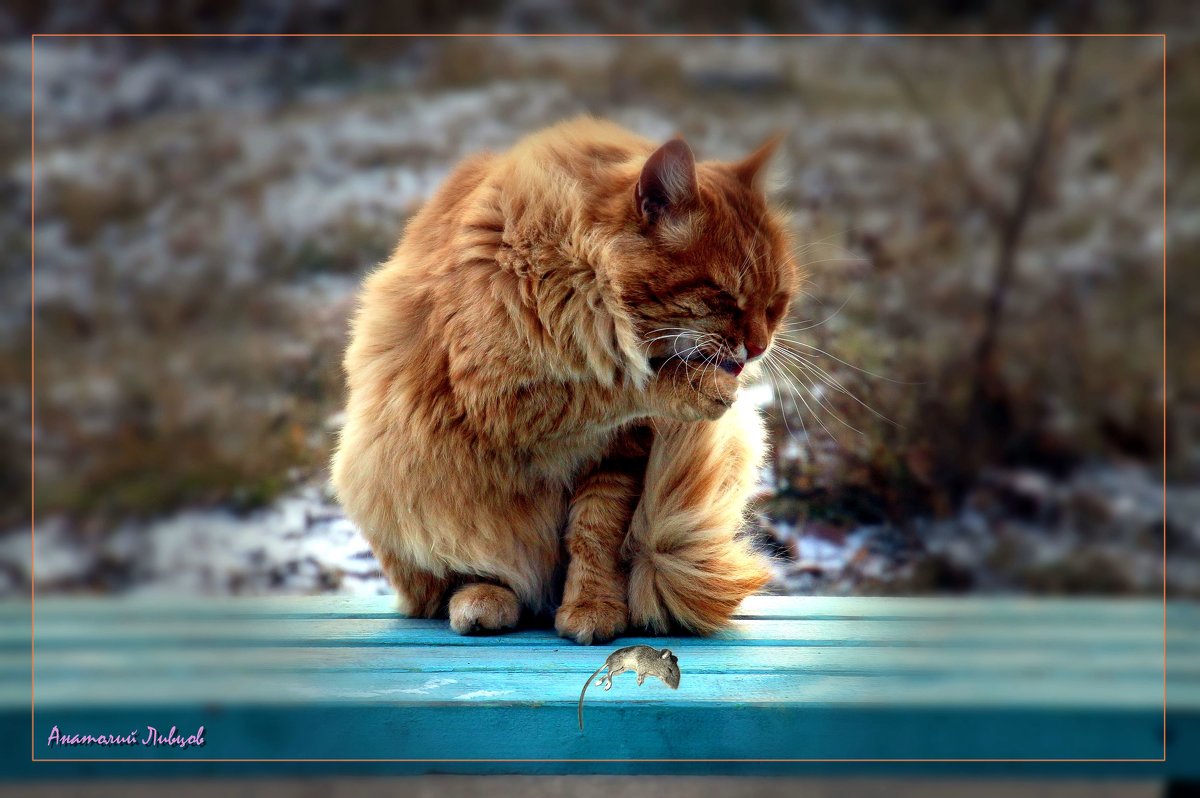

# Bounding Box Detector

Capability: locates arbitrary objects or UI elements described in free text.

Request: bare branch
[966,38,1082,435]
[987,38,1032,141]
[881,46,1007,226]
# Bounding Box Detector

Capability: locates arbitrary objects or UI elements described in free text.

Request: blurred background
[3,0,1196,602]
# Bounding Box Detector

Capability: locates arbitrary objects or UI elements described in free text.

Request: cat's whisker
[805,359,903,430]
[791,231,872,271]
[762,349,829,443]
[680,346,706,381]
[794,256,868,270]
[774,357,864,438]
[785,286,859,333]
[643,329,717,374]
[655,330,723,382]
[793,365,866,437]
[694,335,727,382]
[737,236,765,286]
[784,368,840,443]
[659,343,705,374]
[782,230,875,327]
[770,346,901,429]
[791,227,858,256]
[767,349,847,435]
[642,327,696,350]
[643,333,688,349]
[775,340,921,385]
[759,358,804,444]
[736,247,754,284]
[787,287,826,309]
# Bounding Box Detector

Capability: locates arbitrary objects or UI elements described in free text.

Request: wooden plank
[14,616,1188,651]
[740,595,1172,621]
[24,668,1184,708]
[7,594,1178,621]
[4,597,1194,776]
[15,643,1189,679]
[24,702,1171,765]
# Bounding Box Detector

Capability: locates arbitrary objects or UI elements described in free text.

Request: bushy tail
[625,400,772,635]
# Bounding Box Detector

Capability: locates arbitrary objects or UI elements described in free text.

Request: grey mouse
[577,645,681,730]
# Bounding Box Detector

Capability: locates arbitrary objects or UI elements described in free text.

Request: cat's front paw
[555,596,629,645]
[690,371,738,419]
[448,583,521,634]
[651,361,738,421]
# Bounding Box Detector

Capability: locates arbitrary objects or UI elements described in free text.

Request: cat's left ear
[732,133,784,190]
[636,137,697,226]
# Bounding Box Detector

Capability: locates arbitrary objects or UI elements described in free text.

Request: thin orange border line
[32,758,1172,764]
[28,31,1166,768]
[29,31,36,767]
[31,32,1165,38]
[1161,31,1169,762]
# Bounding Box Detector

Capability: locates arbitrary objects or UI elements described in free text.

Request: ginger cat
[332,117,798,643]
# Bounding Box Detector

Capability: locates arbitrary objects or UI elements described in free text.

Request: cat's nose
[744,340,767,360]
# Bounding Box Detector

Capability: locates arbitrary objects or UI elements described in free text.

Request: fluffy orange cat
[332,117,798,643]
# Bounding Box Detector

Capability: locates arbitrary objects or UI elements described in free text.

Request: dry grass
[6,34,1183,537]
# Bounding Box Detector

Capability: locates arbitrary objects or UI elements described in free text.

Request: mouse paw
[555,595,628,645]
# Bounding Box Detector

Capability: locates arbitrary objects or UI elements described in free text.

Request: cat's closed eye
[672,289,736,318]
[766,293,790,322]
[671,297,716,317]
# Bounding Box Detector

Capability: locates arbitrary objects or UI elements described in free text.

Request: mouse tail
[578,665,606,731]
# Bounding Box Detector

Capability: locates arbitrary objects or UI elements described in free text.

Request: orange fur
[625,400,772,634]
[331,117,798,641]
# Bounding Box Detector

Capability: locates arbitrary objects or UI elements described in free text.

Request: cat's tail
[624,400,773,635]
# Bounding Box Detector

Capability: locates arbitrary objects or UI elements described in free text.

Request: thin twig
[969,37,1081,393]
[987,38,1032,141]
[881,46,1006,226]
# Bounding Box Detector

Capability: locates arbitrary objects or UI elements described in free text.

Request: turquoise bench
[4,596,1196,778]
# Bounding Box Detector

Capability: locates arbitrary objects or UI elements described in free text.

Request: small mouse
[577,645,681,730]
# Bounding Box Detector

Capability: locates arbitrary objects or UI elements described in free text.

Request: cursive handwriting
[46,725,205,749]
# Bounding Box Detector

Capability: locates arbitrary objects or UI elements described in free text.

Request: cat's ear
[636,137,697,226]
[732,133,783,190]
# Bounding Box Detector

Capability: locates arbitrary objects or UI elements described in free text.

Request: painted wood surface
[3,596,1195,777]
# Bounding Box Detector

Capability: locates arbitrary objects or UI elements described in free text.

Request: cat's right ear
[636,137,696,227]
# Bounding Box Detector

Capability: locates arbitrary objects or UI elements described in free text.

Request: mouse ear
[660,649,672,659]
